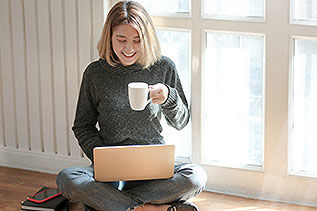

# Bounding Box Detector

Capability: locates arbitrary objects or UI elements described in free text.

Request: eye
[133,39,140,43]
[117,39,126,43]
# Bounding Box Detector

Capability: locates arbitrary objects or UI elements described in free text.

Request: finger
[150,89,162,98]
[152,99,162,104]
[149,85,158,90]
[150,84,163,92]
[151,96,162,103]
[152,96,165,104]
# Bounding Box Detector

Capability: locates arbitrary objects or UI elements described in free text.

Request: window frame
[201,0,266,22]
[108,0,317,206]
[288,35,317,179]
[201,29,266,171]
[290,0,317,26]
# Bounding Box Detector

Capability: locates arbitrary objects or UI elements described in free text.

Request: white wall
[0,0,105,174]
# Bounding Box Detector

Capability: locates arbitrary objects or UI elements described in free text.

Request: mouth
[122,52,136,58]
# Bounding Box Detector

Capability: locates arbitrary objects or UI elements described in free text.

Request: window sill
[202,160,264,172]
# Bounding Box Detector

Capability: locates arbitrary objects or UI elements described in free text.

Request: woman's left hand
[149,83,169,104]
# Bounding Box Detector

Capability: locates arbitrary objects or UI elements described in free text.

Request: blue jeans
[56,161,207,211]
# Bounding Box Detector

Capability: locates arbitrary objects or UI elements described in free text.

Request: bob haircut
[97,0,161,68]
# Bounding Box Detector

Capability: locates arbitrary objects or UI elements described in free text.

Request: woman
[56,1,207,210]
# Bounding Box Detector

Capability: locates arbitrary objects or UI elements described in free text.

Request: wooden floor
[0,166,316,211]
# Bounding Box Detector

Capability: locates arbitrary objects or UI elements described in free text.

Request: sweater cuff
[161,85,178,109]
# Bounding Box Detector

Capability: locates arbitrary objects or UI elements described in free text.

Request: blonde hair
[97,1,161,68]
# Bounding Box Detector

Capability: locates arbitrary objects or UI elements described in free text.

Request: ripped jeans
[56,161,207,211]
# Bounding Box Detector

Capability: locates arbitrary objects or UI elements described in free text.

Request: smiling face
[111,24,141,66]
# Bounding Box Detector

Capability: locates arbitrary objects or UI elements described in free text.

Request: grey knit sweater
[72,56,189,161]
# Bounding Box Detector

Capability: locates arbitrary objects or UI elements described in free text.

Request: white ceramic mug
[128,82,151,111]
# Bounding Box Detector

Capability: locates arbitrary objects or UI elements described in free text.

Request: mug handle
[146,98,152,105]
[146,88,152,105]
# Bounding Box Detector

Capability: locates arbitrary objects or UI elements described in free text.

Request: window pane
[203,0,263,19]
[294,0,317,21]
[203,32,264,167]
[291,39,317,175]
[157,29,191,158]
[134,0,189,15]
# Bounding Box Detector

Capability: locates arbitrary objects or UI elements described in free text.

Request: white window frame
[108,0,317,206]
[288,35,317,179]
[290,0,317,26]
[201,29,266,171]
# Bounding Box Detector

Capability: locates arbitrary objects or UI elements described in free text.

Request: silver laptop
[93,144,175,182]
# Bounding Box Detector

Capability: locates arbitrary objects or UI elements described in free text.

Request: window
[108,0,317,205]
[135,0,190,15]
[157,29,191,158]
[201,0,265,169]
[290,38,317,176]
[203,32,264,168]
[289,0,317,178]
[156,30,190,101]
[203,0,264,20]
[293,0,317,21]
[291,0,317,25]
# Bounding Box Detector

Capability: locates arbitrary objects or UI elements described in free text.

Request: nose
[124,41,134,52]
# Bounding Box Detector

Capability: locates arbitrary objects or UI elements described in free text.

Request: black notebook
[21,186,68,211]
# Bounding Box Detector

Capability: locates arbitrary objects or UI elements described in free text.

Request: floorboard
[0,166,316,210]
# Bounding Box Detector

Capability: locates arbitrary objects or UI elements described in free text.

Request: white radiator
[0,0,105,174]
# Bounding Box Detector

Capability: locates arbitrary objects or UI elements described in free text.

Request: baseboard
[204,186,317,208]
[0,147,91,174]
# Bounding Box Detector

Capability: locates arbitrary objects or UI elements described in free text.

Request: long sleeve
[72,68,103,161]
[161,59,190,130]
[71,57,189,155]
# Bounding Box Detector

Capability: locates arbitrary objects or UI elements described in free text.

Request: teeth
[123,52,135,57]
